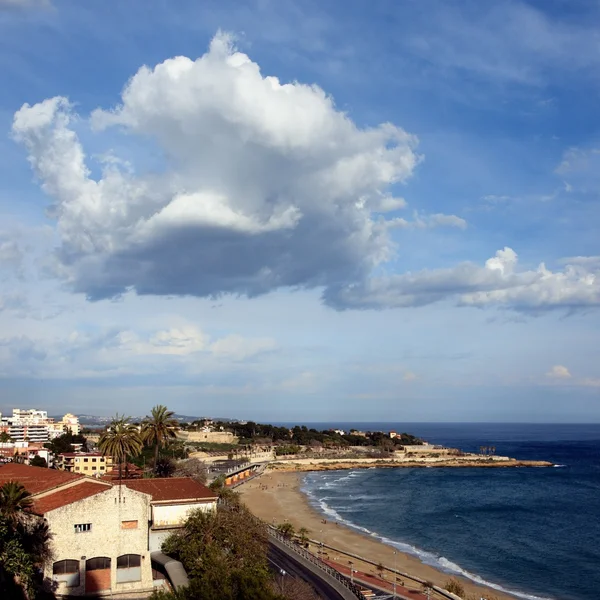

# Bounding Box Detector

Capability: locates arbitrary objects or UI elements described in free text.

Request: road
[268,540,359,600]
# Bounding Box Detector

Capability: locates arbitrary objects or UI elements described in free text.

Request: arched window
[86,557,111,571]
[53,560,80,587]
[116,554,141,583]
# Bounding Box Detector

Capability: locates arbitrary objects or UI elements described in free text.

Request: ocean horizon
[287,422,600,600]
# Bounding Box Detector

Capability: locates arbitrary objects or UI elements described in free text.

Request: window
[116,554,141,583]
[74,523,91,533]
[117,554,141,569]
[83,466,88,470]
[53,560,80,587]
[84,458,88,462]
[121,520,138,529]
[91,457,96,462]
[53,560,79,575]
[86,557,111,571]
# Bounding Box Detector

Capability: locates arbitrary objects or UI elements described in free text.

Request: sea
[292,423,600,600]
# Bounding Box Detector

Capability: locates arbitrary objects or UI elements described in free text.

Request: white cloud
[209,334,277,360]
[326,247,600,312]
[386,211,467,231]
[12,32,420,302]
[546,365,571,379]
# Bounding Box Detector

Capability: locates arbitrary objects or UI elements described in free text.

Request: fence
[268,527,368,600]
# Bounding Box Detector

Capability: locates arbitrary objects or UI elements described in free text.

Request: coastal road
[268,539,362,600]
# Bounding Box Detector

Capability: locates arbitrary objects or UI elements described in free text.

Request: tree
[0,481,52,598]
[277,522,295,539]
[141,405,179,471]
[29,456,47,469]
[161,503,282,600]
[0,431,11,443]
[174,458,209,484]
[98,414,143,481]
[297,527,310,546]
[0,482,34,525]
[154,457,176,478]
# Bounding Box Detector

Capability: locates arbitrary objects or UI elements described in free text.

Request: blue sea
[296,423,600,600]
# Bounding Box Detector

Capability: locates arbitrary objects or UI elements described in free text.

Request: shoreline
[238,470,541,600]
[267,457,553,472]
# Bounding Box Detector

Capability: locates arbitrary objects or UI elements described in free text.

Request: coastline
[267,456,553,472]
[238,471,527,600]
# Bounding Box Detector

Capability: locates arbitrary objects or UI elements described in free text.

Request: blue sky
[1,0,599,422]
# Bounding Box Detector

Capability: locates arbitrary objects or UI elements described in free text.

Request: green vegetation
[155,503,283,600]
[98,414,144,479]
[0,431,12,443]
[44,430,88,456]
[218,421,423,449]
[29,456,47,468]
[141,405,180,470]
[276,522,295,538]
[0,482,52,599]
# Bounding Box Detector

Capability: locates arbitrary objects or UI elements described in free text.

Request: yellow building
[57,452,113,475]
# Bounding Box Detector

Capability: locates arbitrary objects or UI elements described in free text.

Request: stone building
[0,463,218,597]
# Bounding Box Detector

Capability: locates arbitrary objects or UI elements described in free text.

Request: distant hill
[70,413,238,426]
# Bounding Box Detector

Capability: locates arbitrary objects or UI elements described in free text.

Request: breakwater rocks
[268,457,554,472]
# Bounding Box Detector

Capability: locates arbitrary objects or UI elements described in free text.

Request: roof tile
[0,463,83,494]
[123,478,217,502]
[33,481,109,515]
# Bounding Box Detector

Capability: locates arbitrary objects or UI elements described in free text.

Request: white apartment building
[0,409,81,442]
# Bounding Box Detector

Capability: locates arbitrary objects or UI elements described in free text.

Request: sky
[0,0,599,422]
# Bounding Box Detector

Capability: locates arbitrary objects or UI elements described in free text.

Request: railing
[268,527,368,600]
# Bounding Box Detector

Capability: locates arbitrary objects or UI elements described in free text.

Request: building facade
[0,463,218,597]
[0,409,81,442]
[57,452,114,476]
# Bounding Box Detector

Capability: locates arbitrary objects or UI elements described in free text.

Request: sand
[238,471,519,600]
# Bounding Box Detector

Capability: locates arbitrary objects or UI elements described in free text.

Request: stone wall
[178,431,238,444]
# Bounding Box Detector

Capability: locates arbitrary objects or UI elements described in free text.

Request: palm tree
[141,405,179,471]
[98,414,143,481]
[0,482,52,598]
[0,481,33,524]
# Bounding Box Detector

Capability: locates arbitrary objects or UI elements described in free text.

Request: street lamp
[349,561,354,584]
[393,551,397,598]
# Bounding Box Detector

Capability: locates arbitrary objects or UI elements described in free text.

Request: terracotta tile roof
[123,478,217,503]
[32,481,109,515]
[0,463,83,494]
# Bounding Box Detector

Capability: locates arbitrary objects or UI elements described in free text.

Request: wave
[301,478,555,600]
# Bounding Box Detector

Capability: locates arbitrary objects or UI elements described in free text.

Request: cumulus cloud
[12,32,421,302]
[546,365,571,379]
[326,247,600,311]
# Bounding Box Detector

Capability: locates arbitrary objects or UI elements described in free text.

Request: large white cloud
[12,32,423,301]
[326,248,600,311]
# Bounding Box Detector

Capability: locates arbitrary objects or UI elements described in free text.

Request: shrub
[445,577,465,597]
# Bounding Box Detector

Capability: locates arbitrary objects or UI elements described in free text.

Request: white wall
[45,485,154,596]
[152,500,216,528]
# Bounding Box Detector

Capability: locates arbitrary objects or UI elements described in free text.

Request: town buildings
[0,408,81,442]
[0,463,218,597]
[56,452,114,476]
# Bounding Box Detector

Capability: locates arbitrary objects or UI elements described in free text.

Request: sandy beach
[238,471,518,600]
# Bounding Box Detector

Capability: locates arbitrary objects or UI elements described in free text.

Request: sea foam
[301,475,556,600]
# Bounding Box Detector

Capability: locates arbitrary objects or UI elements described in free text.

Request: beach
[238,471,518,600]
